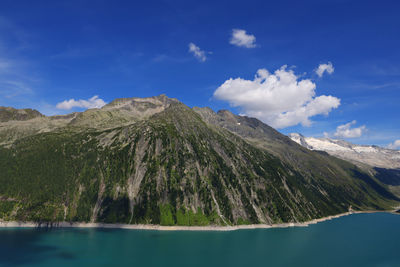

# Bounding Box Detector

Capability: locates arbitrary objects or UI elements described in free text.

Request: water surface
[0,213,399,266]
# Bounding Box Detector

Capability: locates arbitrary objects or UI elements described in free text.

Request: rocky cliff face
[0,96,398,226]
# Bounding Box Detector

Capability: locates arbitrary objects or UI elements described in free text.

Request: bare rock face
[288,133,400,169]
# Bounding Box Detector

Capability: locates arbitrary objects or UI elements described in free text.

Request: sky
[0,0,399,148]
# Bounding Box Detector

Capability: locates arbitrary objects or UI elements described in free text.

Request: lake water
[0,213,399,266]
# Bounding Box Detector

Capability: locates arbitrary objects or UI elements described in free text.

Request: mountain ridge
[288,133,400,169]
[0,95,398,226]
[0,106,44,122]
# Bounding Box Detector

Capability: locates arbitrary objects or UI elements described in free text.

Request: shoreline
[0,210,398,231]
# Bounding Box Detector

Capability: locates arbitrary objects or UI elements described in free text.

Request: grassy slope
[0,103,398,225]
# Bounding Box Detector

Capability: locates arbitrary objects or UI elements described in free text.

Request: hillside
[0,95,398,226]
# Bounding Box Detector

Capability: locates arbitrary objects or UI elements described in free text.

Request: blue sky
[0,0,399,147]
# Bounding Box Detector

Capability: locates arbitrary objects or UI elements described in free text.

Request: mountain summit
[0,95,398,226]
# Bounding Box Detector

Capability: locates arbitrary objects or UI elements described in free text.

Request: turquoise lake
[0,213,399,266]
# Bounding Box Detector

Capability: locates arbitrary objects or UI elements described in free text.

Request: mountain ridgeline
[288,133,400,169]
[0,95,398,226]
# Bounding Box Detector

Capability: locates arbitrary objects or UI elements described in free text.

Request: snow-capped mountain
[288,133,400,169]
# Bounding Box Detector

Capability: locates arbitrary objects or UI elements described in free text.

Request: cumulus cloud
[315,62,334,77]
[188,43,207,62]
[230,29,256,48]
[334,120,366,138]
[213,66,341,128]
[56,95,106,110]
[388,140,400,150]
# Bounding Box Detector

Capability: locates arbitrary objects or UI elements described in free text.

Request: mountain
[288,133,400,197]
[288,133,400,169]
[0,107,44,122]
[0,95,398,226]
[0,95,176,147]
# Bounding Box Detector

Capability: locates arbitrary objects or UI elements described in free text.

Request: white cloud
[188,43,207,62]
[56,95,106,110]
[213,66,340,128]
[229,29,256,48]
[334,120,366,138]
[315,62,334,77]
[388,140,400,150]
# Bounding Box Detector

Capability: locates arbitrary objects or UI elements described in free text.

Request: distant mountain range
[0,95,398,226]
[288,133,400,169]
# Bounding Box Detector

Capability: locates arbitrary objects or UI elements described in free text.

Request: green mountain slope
[0,96,398,225]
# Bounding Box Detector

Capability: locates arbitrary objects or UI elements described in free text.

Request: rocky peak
[68,94,181,129]
[103,94,180,110]
[288,133,313,149]
[0,107,44,122]
[217,109,238,123]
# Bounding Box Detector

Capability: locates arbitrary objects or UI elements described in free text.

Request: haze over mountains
[0,95,398,226]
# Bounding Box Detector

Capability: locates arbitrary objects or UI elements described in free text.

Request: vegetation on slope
[0,99,398,226]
